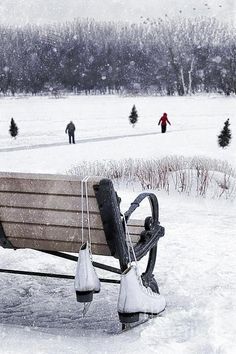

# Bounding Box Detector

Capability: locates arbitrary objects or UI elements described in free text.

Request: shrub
[9,118,19,138]
[129,105,138,127]
[218,118,232,148]
[68,156,236,200]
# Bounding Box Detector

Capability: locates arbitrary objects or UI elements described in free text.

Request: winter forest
[0,16,236,96]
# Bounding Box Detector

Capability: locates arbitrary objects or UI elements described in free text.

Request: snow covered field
[0,94,235,353]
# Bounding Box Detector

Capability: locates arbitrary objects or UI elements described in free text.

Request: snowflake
[212,56,222,64]
[88,56,94,64]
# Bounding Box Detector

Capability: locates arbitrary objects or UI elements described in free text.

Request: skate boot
[117,265,166,324]
[74,242,100,303]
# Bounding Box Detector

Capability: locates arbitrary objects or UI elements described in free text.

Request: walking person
[65,121,76,144]
[158,113,171,133]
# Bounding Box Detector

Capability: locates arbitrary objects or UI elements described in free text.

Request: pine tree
[129,105,138,127]
[218,118,232,148]
[9,118,19,138]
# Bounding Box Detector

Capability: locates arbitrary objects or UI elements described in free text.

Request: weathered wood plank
[2,223,106,243]
[0,173,101,196]
[0,171,102,183]
[0,192,100,212]
[127,219,145,227]
[7,237,112,255]
[2,222,141,243]
[0,206,145,230]
[0,207,104,228]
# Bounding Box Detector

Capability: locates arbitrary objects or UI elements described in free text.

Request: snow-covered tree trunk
[188,58,194,95]
[180,67,187,95]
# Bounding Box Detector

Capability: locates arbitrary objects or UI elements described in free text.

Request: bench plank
[2,222,141,244]
[0,173,101,196]
[2,223,107,243]
[0,192,99,212]
[0,207,104,228]
[7,237,112,255]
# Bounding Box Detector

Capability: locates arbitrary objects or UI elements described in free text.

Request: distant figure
[65,121,76,144]
[158,113,171,133]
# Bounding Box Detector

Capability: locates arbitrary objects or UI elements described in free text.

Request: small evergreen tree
[129,105,138,127]
[9,118,19,138]
[218,118,232,148]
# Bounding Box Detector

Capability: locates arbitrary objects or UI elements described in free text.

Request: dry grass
[68,156,236,200]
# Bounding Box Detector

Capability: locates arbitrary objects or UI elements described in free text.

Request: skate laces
[123,217,138,271]
[123,219,158,298]
[130,264,157,297]
[81,176,92,253]
[80,176,93,317]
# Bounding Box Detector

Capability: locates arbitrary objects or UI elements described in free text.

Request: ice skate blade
[120,315,149,332]
[118,312,140,324]
[118,308,165,324]
[76,289,100,303]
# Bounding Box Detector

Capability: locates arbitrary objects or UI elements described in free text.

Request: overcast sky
[0,0,235,26]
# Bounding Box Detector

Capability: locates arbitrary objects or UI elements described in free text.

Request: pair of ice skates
[74,242,166,324]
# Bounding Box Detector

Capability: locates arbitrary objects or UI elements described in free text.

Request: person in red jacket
[158,113,171,133]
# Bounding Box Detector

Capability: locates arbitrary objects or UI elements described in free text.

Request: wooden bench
[0,171,165,311]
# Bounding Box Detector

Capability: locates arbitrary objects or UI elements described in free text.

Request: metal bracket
[0,268,120,284]
[40,250,121,274]
[124,192,165,261]
[0,248,122,284]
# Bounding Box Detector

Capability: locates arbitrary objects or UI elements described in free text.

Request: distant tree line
[0,17,235,96]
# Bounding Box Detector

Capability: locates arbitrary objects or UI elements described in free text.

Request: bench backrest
[0,172,143,255]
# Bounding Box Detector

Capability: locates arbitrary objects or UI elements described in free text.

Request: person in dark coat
[158,113,171,133]
[65,121,76,144]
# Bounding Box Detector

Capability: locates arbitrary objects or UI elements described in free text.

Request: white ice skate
[74,242,100,303]
[117,265,166,324]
